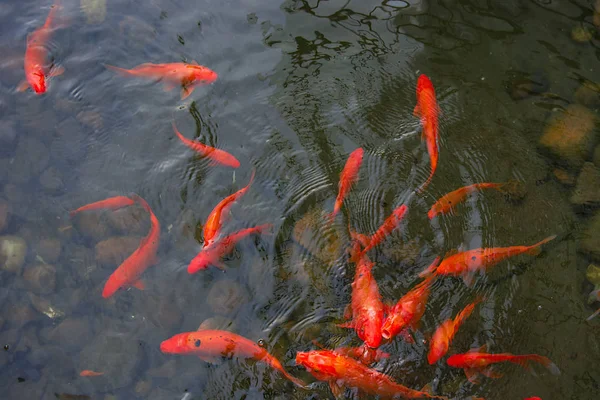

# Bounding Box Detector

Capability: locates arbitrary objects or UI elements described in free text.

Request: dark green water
[0,0,599,399]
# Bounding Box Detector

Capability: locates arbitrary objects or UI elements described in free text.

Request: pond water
[0,0,599,399]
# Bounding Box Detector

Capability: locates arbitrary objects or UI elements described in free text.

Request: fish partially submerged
[427,183,509,219]
[414,75,440,193]
[172,121,239,168]
[329,148,364,220]
[357,204,408,257]
[69,195,135,217]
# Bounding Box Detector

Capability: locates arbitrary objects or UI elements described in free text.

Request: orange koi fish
[381,267,438,342]
[105,61,218,100]
[524,398,542,400]
[447,346,560,383]
[79,370,104,377]
[427,183,508,219]
[188,223,271,273]
[296,350,447,399]
[322,343,390,365]
[203,170,255,247]
[427,297,482,364]
[102,195,160,298]
[419,236,556,286]
[160,329,305,387]
[69,195,135,217]
[338,242,386,349]
[587,288,600,321]
[17,0,65,94]
[360,204,408,255]
[172,122,239,168]
[414,75,439,193]
[329,148,364,220]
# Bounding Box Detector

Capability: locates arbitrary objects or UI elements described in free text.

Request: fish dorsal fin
[190,60,199,65]
[468,344,487,353]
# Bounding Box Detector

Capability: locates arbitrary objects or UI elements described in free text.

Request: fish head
[380,312,406,340]
[160,332,192,354]
[101,273,126,298]
[416,74,433,94]
[445,354,463,368]
[187,252,211,274]
[27,70,46,94]
[427,338,448,365]
[193,66,218,84]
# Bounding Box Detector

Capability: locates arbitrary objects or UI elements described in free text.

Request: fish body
[160,329,305,387]
[69,196,135,217]
[102,195,160,298]
[361,204,408,254]
[330,148,364,219]
[339,245,385,348]
[19,1,64,94]
[172,122,239,168]
[414,75,439,193]
[427,298,482,364]
[188,223,271,273]
[428,183,505,219]
[203,170,255,247]
[79,370,104,377]
[105,61,217,100]
[295,350,447,399]
[419,236,556,285]
[381,274,437,341]
[332,344,390,365]
[447,351,560,383]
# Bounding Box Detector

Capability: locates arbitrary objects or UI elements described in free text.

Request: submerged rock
[207,279,249,316]
[0,198,10,233]
[580,212,600,261]
[539,105,597,169]
[45,318,93,352]
[95,236,142,267]
[0,235,27,274]
[34,238,62,264]
[0,120,17,156]
[105,205,149,236]
[570,162,600,206]
[575,81,600,108]
[23,263,57,294]
[571,25,594,43]
[293,207,343,265]
[10,137,50,183]
[586,264,600,286]
[39,166,65,194]
[73,212,111,242]
[552,168,576,186]
[29,293,66,320]
[505,70,549,100]
[198,316,237,332]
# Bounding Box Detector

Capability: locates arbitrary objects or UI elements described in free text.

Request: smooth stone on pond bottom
[29,292,65,319]
[207,279,249,316]
[10,136,50,183]
[73,212,112,242]
[106,205,149,236]
[198,316,237,332]
[134,380,152,397]
[580,211,600,261]
[39,166,65,194]
[553,168,576,186]
[0,235,27,274]
[78,333,142,391]
[586,264,600,286]
[0,328,20,367]
[34,238,62,264]
[147,359,177,378]
[0,120,17,156]
[570,162,600,206]
[539,104,598,168]
[0,198,10,233]
[46,318,93,352]
[95,236,142,267]
[23,263,57,295]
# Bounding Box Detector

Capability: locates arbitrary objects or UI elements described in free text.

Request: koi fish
[69,195,135,217]
[419,236,556,286]
[17,0,65,94]
[338,242,385,348]
[427,183,508,219]
[524,398,542,400]
[414,75,439,193]
[79,370,104,377]
[188,223,271,273]
[160,329,305,387]
[102,195,160,298]
[329,344,390,365]
[427,297,482,364]
[587,288,600,321]
[172,122,239,168]
[360,204,408,255]
[329,148,364,220]
[446,346,560,383]
[203,170,255,247]
[381,268,438,342]
[104,61,218,100]
[295,350,447,399]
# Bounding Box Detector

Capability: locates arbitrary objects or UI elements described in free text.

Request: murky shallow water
[1,0,599,399]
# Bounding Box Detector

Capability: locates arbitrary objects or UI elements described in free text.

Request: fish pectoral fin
[213,260,228,271]
[336,321,355,329]
[413,104,421,117]
[462,271,476,287]
[49,65,65,77]
[468,344,488,353]
[328,382,345,399]
[131,280,145,290]
[343,303,353,320]
[479,366,502,379]
[163,81,177,91]
[464,368,481,384]
[180,86,195,100]
[190,60,199,65]
[17,80,29,92]
[197,354,221,364]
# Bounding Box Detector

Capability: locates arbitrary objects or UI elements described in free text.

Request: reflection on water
[1,0,599,399]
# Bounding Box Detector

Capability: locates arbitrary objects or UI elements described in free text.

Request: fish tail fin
[513,355,560,375]
[526,235,557,255]
[255,223,274,236]
[104,64,135,76]
[495,180,526,201]
[283,371,307,388]
[68,210,77,217]
[587,307,600,321]
[418,256,441,278]
[454,297,482,327]
[416,171,434,194]
[246,168,256,189]
[172,121,184,140]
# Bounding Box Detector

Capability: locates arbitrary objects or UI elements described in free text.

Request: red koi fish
[447,346,560,383]
[414,75,439,193]
[329,148,364,220]
[524,398,542,400]
[427,297,482,364]
[160,329,305,387]
[381,267,438,342]
[102,195,160,298]
[188,223,271,273]
[419,236,556,286]
[17,0,65,94]
[326,343,390,365]
[203,170,255,247]
[587,288,600,321]
[359,204,408,256]
[105,61,218,100]
[172,122,239,168]
[69,195,135,217]
[338,242,385,348]
[296,350,447,399]
[427,183,508,219]
[79,370,104,377]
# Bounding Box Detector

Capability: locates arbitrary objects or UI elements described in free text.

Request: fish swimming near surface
[414,74,440,193]
[357,204,408,257]
[419,235,557,286]
[102,194,160,298]
[69,195,135,217]
[172,121,239,168]
[311,340,390,365]
[203,170,255,247]
[188,223,271,273]
[296,349,448,399]
[446,345,560,384]
[18,0,65,94]
[427,183,510,219]
[104,61,218,100]
[79,370,104,377]
[160,329,306,387]
[329,148,364,221]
